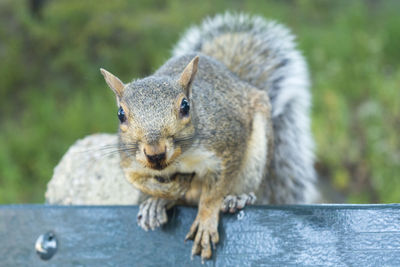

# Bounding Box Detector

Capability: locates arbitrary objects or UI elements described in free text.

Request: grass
[0,0,399,203]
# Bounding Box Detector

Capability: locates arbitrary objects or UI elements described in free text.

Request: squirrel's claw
[221,192,256,213]
[137,197,170,231]
[186,216,219,261]
[185,217,198,241]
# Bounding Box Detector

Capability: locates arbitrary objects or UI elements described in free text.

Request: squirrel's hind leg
[137,197,175,231]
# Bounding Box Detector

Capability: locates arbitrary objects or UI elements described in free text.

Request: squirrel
[100,13,318,261]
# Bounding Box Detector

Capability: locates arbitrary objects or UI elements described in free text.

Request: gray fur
[102,13,319,260]
[116,52,267,202]
[173,12,318,203]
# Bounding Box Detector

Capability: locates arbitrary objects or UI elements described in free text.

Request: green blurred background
[0,0,399,204]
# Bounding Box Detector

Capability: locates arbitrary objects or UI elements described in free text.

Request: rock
[46,133,141,205]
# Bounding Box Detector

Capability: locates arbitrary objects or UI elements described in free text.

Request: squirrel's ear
[100,68,125,99]
[179,56,199,98]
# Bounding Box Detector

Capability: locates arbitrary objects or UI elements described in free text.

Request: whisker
[98,147,139,158]
[173,132,206,151]
[174,134,196,144]
[75,145,120,154]
[174,135,194,143]
[75,142,139,155]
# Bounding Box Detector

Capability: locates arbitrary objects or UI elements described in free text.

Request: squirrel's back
[174,13,318,204]
[173,12,310,118]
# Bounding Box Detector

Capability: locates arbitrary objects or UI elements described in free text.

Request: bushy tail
[173,13,318,203]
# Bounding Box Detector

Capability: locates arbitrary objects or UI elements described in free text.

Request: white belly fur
[233,112,268,194]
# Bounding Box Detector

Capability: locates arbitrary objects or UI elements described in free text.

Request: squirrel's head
[100,56,199,171]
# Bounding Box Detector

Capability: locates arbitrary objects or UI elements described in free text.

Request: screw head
[35,231,58,260]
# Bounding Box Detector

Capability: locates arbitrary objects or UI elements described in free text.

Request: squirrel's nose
[145,153,166,164]
[143,144,167,166]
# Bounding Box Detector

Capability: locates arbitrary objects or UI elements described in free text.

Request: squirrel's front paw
[185,215,219,261]
[137,197,171,231]
[221,192,256,213]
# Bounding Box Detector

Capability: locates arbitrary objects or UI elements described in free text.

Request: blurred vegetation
[0,0,399,204]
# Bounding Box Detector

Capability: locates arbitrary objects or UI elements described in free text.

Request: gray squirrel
[100,13,318,261]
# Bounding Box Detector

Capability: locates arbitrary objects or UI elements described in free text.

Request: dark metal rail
[1,204,399,266]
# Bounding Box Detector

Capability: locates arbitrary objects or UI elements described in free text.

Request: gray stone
[45,133,140,205]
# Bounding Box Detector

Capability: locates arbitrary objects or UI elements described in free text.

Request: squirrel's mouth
[138,142,183,171]
[147,161,168,170]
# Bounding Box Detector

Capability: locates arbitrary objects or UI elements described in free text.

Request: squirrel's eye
[117,106,126,123]
[180,98,190,117]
